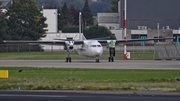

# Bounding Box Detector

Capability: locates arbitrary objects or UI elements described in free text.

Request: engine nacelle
[65,41,74,50]
[64,46,74,50]
[69,46,74,50]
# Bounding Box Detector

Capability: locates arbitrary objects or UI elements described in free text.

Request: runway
[0,91,180,101]
[0,60,180,69]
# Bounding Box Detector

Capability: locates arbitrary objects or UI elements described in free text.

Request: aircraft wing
[3,40,84,45]
[116,37,174,43]
[98,37,174,44]
[3,40,65,45]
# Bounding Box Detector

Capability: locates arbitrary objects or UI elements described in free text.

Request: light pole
[157,23,159,42]
[79,12,82,40]
[123,0,127,60]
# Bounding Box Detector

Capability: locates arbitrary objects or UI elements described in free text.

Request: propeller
[54,35,78,50]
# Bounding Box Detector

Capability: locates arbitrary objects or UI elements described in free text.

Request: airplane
[3,37,173,63]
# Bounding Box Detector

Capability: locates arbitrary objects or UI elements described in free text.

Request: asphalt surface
[0,91,180,101]
[0,60,180,69]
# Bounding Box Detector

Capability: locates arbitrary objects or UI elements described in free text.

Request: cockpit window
[97,45,101,47]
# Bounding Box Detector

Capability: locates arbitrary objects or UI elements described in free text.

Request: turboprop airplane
[3,37,173,63]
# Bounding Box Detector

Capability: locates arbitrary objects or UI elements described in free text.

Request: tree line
[36,0,111,16]
[0,0,118,45]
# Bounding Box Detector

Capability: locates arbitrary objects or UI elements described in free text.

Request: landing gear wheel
[66,57,68,62]
[69,57,71,62]
[96,59,100,63]
[66,57,72,62]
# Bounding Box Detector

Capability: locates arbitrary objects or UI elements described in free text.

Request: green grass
[0,51,158,60]
[0,67,180,91]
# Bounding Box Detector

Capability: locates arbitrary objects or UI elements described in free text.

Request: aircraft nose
[96,50,101,54]
[94,49,102,56]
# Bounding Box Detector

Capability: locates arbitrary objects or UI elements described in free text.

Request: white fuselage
[76,40,103,58]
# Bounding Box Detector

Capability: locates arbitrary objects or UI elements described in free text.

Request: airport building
[97,0,180,44]
[105,0,180,29]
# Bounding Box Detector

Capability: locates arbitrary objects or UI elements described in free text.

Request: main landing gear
[66,50,71,62]
[66,57,71,62]
[108,48,115,62]
[95,58,100,63]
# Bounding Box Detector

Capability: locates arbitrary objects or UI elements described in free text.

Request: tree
[58,2,73,30]
[81,0,94,27]
[37,0,113,15]
[110,0,119,12]
[6,0,47,40]
[0,14,7,43]
[90,0,110,16]
[84,25,116,40]
[62,25,79,33]
[43,4,52,9]
[69,5,80,26]
[37,0,62,8]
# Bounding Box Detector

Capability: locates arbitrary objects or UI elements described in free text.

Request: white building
[42,9,58,33]
[41,9,85,51]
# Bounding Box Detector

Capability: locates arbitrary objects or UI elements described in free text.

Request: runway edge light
[0,70,9,79]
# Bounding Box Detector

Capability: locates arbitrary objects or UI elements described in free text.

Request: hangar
[97,0,180,44]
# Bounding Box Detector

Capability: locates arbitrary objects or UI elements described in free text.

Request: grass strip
[0,67,180,91]
[0,52,158,60]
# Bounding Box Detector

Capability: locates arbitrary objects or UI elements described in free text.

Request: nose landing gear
[66,50,72,62]
[95,58,100,63]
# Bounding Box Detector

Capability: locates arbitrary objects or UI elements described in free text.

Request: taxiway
[0,60,179,69]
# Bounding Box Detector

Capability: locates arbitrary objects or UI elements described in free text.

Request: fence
[0,44,43,52]
[154,42,180,59]
[0,43,155,53]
